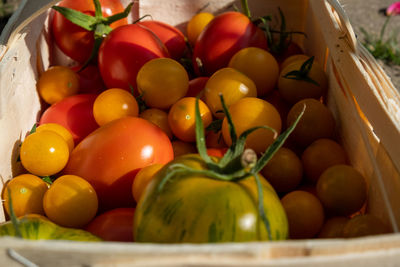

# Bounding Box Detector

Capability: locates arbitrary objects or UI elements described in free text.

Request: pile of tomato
[1,0,392,242]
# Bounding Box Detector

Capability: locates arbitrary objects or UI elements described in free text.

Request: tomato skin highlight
[51,0,127,63]
[39,94,99,145]
[85,208,135,242]
[193,11,268,76]
[63,117,174,211]
[98,24,169,92]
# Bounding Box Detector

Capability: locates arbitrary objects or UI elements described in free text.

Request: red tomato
[207,147,228,158]
[98,24,169,92]
[85,208,135,242]
[63,117,174,211]
[138,20,186,60]
[193,11,267,76]
[51,0,127,63]
[186,77,209,99]
[71,65,106,94]
[39,94,99,145]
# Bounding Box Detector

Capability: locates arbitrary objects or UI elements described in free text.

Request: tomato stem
[240,0,251,19]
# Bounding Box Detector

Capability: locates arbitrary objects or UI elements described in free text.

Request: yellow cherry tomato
[2,174,49,217]
[36,123,74,153]
[137,58,189,109]
[43,175,98,228]
[20,131,70,177]
[93,88,139,126]
[132,163,164,203]
[222,97,281,154]
[228,47,279,96]
[37,66,79,105]
[140,108,173,139]
[204,67,257,119]
[187,12,214,45]
[280,54,309,71]
[168,97,213,142]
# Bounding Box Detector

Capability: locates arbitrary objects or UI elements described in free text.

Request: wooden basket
[0,0,400,266]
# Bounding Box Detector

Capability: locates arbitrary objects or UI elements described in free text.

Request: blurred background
[0,0,399,89]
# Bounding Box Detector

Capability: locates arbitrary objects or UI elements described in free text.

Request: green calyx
[52,0,133,70]
[283,56,320,86]
[158,94,305,237]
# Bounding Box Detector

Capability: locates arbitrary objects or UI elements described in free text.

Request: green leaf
[104,3,134,25]
[29,123,37,134]
[93,0,102,18]
[6,188,23,238]
[205,119,223,133]
[52,6,97,31]
[253,172,272,240]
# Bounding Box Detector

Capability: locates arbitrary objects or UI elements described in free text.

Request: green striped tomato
[0,214,101,241]
[134,154,288,243]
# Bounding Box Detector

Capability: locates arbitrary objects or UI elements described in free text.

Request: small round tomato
[98,24,169,91]
[20,131,70,177]
[171,140,197,158]
[36,123,75,153]
[207,147,228,158]
[63,117,174,211]
[140,108,172,139]
[228,47,279,96]
[39,94,99,145]
[168,97,212,142]
[222,97,281,154]
[37,66,79,105]
[43,175,98,228]
[137,58,189,109]
[2,174,48,217]
[93,88,139,126]
[186,12,214,45]
[52,0,128,63]
[138,20,186,60]
[206,130,227,149]
[132,163,164,203]
[85,208,135,242]
[204,67,257,119]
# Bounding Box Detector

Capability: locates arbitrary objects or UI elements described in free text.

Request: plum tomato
[43,175,98,228]
[39,94,99,145]
[193,11,268,76]
[168,97,212,142]
[51,0,128,63]
[138,20,186,60]
[37,66,79,105]
[20,131,70,177]
[98,24,169,92]
[222,97,282,154]
[132,163,164,203]
[85,208,135,242]
[186,12,214,45]
[139,108,173,139]
[63,117,174,211]
[204,67,257,119]
[228,47,279,97]
[93,88,139,126]
[2,174,49,217]
[36,123,75,153]
[137,58,189,109]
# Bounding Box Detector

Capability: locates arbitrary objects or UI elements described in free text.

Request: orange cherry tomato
[43,175,98,228]
[168,97,212,142]
[140,108,173,139]
[36,123,74,153]
[186,12,214,45]
[132,163,164,203]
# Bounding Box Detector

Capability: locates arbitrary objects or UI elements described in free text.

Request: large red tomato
[39,94,99,145]
[52,0,128,63]
[63,117,174,211]
[85,208,135,242]
[98,24,169,92]
[193,11,268,76]
[138,20,186,60]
